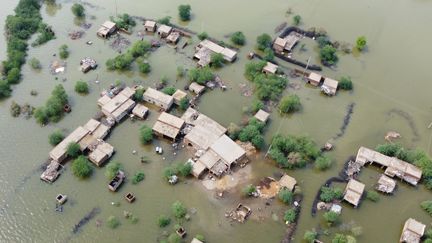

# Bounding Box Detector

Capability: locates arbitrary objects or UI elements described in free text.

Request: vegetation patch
[171,201,187,219]
[107,216,120,229]
[157,215,171,227]
[323,211,339,226]
[111,13,136,30]
[71,155,93,178]
[319,186,343,203]
[279,95,301,114]
[235,118,266,149]
[105,162,122,180]
[75,80,89,94]
[231,31,246,45]
[256,33,272,51]
[278,188,294,205]
[283,208,297,223]
[106,40,151,71]
[48,130,64,146]
[132,171,145,184]
[178,4,191,21]
[420,201,432,216]
[188,67,215,85]
[139,125,153,144]
[71,3,85,17]
[366,190,379,202]
[34,84,68,125]
[339,76,353,90]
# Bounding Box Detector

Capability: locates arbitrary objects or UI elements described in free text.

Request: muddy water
[0,0,432,242]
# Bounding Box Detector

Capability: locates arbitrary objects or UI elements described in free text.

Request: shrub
[210,53,224,68]
[319,44,338,66]
[244,60,267,81]
[48,130,64,146]
[250,99,264,113]
[34,85,68,124]
[130,40,151,57]
[262,48,274,62]
[157,215,171,227]
[320,186,343,202]
[238,118,266,149]
[304,230,318,243]
[231,31,246,45]
[168,233,181,243]
[179,97,189,111]
[421,200,432,216]
[332,234,347,243]
[32,23,55,47]
[71,156,93,178]
[132,172,145,184]
[10,101,21,117]
[177,163,192,177]
[315,155,333,170]
[105,162,122,180]
[339,76,353,90]
[278,188,294,205]
[29,57,41,69]
[242,184,257,197]
[279,95,301,114]
[197,32,208,40]
[256,33,272,51]
[293,15,301,26]
[316,36,331,48]
[162,86,176,95]
[111,13,136,30]
[107,216,120,229]
[171,201,187,219]
[7,67,21,84]
[75,80,89,94]
[176,66,185,77]
[178,4,191,21]
[356,36,367,51]
[157,16,171,25]
[163,166,178,180]
[283,209,297,223]
[0,80,12,98]
[138,62,151,74]
[66,142,81,158]
[366,190,379,202]
[134,87,145,101]
[106,53,134,70]
[59,44,69,59]
[139,125,153,144]
[188,67,214,85]
[71,3,85,17]
[323,211,339,225]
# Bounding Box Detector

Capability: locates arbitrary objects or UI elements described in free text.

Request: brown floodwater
[0,0,431,242]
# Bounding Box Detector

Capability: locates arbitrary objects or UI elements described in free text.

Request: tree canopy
[178,4,191,21]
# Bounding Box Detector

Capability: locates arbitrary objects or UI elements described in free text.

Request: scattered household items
[69,30,84,40]
[125,192,136,203]
[321,78,339,96]
[247,52,255,59]
[376,174,396,194]
[40,161,64,183]
[97,21,117,38]
[143,87,174,110]
[194,39,237,67]
[80,57,97,73]
[343,179,365,207]
[56,194,67,205]
[168,175,178,185]
[155,146,163,154]
[330,204,342,214]
[109,35,131,52]
[144,20,156,32]
[108,170,125,192]
[157,24,172,38]
[131,104,149,119]
[152,112,185,141]
[176,227,187,238]
[385,131,401,142]
[254,109,270,123]
[400,218,425,243]
[226,204,251,223]
[262,62,278,74]
[50,60,66,74]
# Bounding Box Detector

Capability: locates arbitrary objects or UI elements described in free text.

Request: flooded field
[0,0,431,242]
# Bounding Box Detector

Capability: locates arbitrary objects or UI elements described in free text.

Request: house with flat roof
[132,104,149,119]
[321,78,339,96]
[89,142,114,166]
[166,31,180,44]
[278,174,297,191]
[343,179,365,207]
[273,37,287,53]
[49,126,89,162]
[189,82,205,95]
[400,218,425,243]
[194,39,237,66]
[263,62,278,74]
[157,24,172,38]
[210,135,246,167]
[307,72,322,86]
[172,89,187,105]
[192,161,207,178]
[152,112,185,141]
[97,21,117,38]
[143,87,174,110]
[254,109,270,123]
[144,20,156,32]
[101,87,136,122]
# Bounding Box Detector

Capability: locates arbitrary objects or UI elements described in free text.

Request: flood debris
[72,207,101,234]
[80,57,97,73]
[225,204,251,223]
[69,30,84,40]
[333,102,355,140]
[50,60,66,74]
[40,160,64,183]
[239,83,253,97]
[385,131,401,142]
[56,194,67,205]
[109,35,131,52]
[387,109,420,142]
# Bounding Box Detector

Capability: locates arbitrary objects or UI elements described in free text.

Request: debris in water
[72,207,100,234]
[384,131,401,142]
[387,109,420,142]
[333,103,355,140]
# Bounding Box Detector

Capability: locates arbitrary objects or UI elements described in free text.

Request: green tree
[278,188,294,204]
[304,230,318,243]
[157,16,171,25]
[356,36,367,51]
[134,87,145,101]
[10,101,21,117]
[168,233,181,243]
[188,67,214,85]
[242,184,257,197]
[132,172,145,184]
[162,86,176,95]
[107,216,120,229]
[106,53,134,70]
[323,211,339,225]
[262,48,274,62]
[339,76,353,90]
[244,60,267,80]
[139,125,153,144]
[29,57,41,69]
[420,200,432,216]
[250,99,264,113]
[71,3,85,17]
[332,234,347,243]
[197,32,208,40]
[283,209,297,223]
[319,44,338,65]
[279,95,301,113]
[7,67,21,84]
[157,215,171,227]
[59,44,69,59]
[256,33,272,51]
[177,163,192,177]
[231,31,246,45]
[366,190,379,202]
[66,142,81,158]
[74,80,89,94]
[210,53,224,68]
[315,155,333,170]
[71,155,93,178]
[320,186,343,202]
[293,15,301,26]
[48,130,64,146]
[105,162,122,180]
[0,80,12,98]
[171,201,187,219]
[178,4,191,21]
[130,40,151,57]
[138,62,151,74]
[179,97,189,110]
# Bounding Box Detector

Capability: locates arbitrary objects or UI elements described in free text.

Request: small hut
[321,78,339,96]
[254,109,270,123]
[343,179,365,207]
[376,174,396,194]
[97,21,117,38]
[273,37,287,53]
[166,31,180,44]
[262,62,278,74]
[157,24,172,38]
[400,218,425,243]
[172,89,187,105]
[189,82,205,95]
[278,174,297,191]
[132,104,149,119]
[144,20,156,32]
[307,72,322,86]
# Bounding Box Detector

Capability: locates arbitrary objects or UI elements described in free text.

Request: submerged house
[307,72,323,86]
[144,20,156,32]
[254,109,270,123]
[97,21,117,38]
[49,126,89,162]
[278,174,297,192]
[143,87,174,110]
[272,32,302,53]
[166,31,181,44]
[321,78,339,96]
[343,179,365,207]
[189,82,205,95]
[89,142,114,166]
[262,62,278,74]
[132,104,149,119]
[152,112,185,141]
[400,218,426,243]
[376,174,396,194]
[194,39,237,66]
[101,87,136,123]
[172,89,187,105]
[157,24,172,38]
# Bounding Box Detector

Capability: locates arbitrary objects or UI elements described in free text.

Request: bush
[163,166,178,180]
[278,188,294,205]
[179,97,189,111]
[111,13,136,30]
[168,233,181,243]
[157,215,171,227]
[319,44,338,66]
[195,234,205,241]
[250,99,264,113]
[10,101,21,117]
[32,23,55,47]
[157,16,171,25]
[188,67,214,85]
[316,36,331,48]
[171,201,187,219]
[176,66,185,77]
[106,53,134,70]
[323,211,339,225]
[283,209,297,223]
[34,84,68,124]
[231,31,246,45]
[178,4,191,21]
[59,44,69,59]
[130,40,151,57]
[279,95,301,114]
[29,57,41,69]
[332,234,347,243]
[339,76,353,90]
[244,60,267,81]
[210,53,224,68]
[356,36,367,51]
[421,201,432,216]
[197,32,208,40]
[48,130,64,146]
[242,184,257,197]
[107,216,120,229]
[366,190,379,202]
[7,67,21,84]
[293,15,301,26]
[71,3,85,17]
[134,87,145,101]
[177,163,192,177]
[132,172,145,184]
[238,118,266,149]
[138,62,151,74]
[262,48,274,62]
[139,125,153,144]
[304,230,318,243]
[320,186,343,203]
[105,162,122,180]
[162,86,176,95]
[75,80,89,94]
[66,142,81,158]
[315,155,333,170]
[71,156,93,178]
[256,33,272,51]
[0,80,12,98]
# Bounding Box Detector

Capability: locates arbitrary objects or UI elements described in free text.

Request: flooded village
[0,0,432,243]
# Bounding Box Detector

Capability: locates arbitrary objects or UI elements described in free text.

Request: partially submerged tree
[66,142,81,158]
[356,36,367,51]
[231,31,246,45]
[59,44,69,59]
[279,95,301,114]
[319,44,338,66]
[178,4,191,21]
[339,76,353,90]
[71,3,85,17]
[105,162,122,180]
[157,215,171,227]
[278,188,294,205]
[256,33,272,51]
[139,125,153,144]
[107,216,120,229]
[75,80,89,94]
[323,211,339,226]
[71,155,93,178]
[49,130,64,146]
[293,15,301,26]
[197,32,208,40]
[314,155,333,170]
[304,230,318,243]
[242,184,257,197]
[283,209,297,223]
[171,201,187,219]
[210,53,224,68]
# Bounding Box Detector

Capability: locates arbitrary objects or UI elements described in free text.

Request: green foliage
[171,201,187,219]
[238,118,266,149]
[162,86,176,95]
[107,216,120,229]
[245,62,289,101]
[293,15,301,26]
[319,44,338,66]
[157,215,171,227]
[34,84,68,124]
[315,155,333,170]
[256,33,272,51]
[303,230,318,243]
[195,235,205,241]
[426,228,432,238]
[210,53,225,68]
[132,172,145,184]
[179,97,189,111]
[278,188,294,205]
[320,186,343,202]
[262,48,274,62]
[48,130,64,146]
[177,163,192,177]
[134,87,145,101]
[71,155,93,178]
[111,13,136,30]
[29,57,41,69]
[10,101,21,117]
[356,36,367,51]
[339,76,353,90]
[227,123,241,140]
[279,95,301,114]
[163,166,178,179]
[332,234,347,243]
[138,62,151,74]
[197,32,208,40]
[421,201,432,216]
[178,4,191,21]
[250,99,264,113]
[75,80,89,94]
[0,80,12,98]
[366,190,379,202]
[59,44,69,59]
[323,211,339,225]
[188,67,214,85]
[231,31,246,45]
[32,23,55,47]
[316,36,331,48]
[130,40,151,57]
[139,125,153,144]
[67,142,81,158]
[168,233,181,243]
[71,3,85,17]
[244,60,267,81]
[7,68,21,84]
[243,184,257,197]
[283,209,297,223]
[105,162,122,180]
[106,53,134,70]
[176,66,185,77]
[157,16,171,25]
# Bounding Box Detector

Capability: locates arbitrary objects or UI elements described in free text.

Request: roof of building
[158,24,172,34]
[98,95,111,107]
[92,123,110,140]
[308,72,322,82]
[192,161,207,178]
[119,86,135,99]
[377,174,396,193]
[323,78,339,90]
[400,218,426,243]
[143,87,174,107]
[103,92,129,114]
[221,48,237,60]
[83,119,101,133]
[167,31,180,42]
[210,135,246,166]
[89,149,107,165]
[153,121,179,139]
[111,99,136,120]
[101,21,116,30]
[284,32,301,51]
[185,124,222,151]
[274,37,287,47]
[172,89,187,102]
[78,134,97,151]
[189,82,205,94]
[199,39,224,53]
[191,238,204,243]
[279,174,297,191]
[132,104,149,118]
[144,20,156,28]
[198,149,221,169]
[158,112,185,129]
[263,62,278,74]
[49,126,89,161]
[181,108,226,135]
[97,142,114,155]
[343,179,365,206]
[254,109,270,123]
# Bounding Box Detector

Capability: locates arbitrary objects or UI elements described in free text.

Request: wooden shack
[97,21,117,38]
[143,87,174,110]
[400,218,425,243]
[144,20,156,32]
[343,179,365,207]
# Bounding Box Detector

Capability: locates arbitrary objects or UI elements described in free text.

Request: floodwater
[0,0,431,242]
